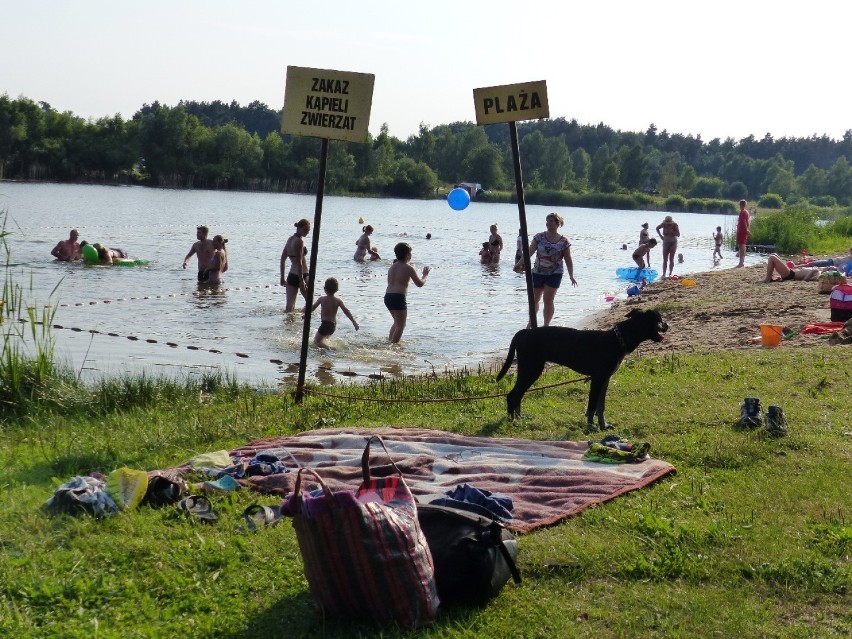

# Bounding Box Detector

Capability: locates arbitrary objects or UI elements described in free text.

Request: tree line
[2,94,852,206]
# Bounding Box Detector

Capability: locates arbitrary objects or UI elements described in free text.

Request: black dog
[496,309,668,429]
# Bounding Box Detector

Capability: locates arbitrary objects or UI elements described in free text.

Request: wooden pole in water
[509,121,537,328]
[295,137,329,403]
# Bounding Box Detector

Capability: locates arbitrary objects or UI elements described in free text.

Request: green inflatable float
[81,243,99,264]
[81,243,149,266]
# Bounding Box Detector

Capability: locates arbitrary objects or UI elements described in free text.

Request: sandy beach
[593,263,842,353]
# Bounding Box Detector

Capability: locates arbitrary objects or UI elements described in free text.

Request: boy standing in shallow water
[713,226,724,260]
[310,277,358,347]
[384,242,430,343]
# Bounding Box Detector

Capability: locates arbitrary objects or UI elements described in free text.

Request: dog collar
[613,325,628,352]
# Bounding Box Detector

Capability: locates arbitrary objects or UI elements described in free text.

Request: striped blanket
[214,427,675,533]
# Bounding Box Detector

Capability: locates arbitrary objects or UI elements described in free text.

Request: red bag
[282,436,439,627]
[830,284,852,322]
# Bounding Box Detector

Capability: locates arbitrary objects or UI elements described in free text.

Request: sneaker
[739,397,763,428]
[765,406,788,436]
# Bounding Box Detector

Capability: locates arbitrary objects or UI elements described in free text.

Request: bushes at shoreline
[749,204,852,254]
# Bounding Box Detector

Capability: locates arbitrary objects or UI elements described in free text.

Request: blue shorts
[532,272,563,289]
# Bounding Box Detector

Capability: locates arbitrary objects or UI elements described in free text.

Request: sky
[3,0,849,143]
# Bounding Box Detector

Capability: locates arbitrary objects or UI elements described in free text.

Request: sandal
[243,504,282,531]
[143,474,187,507]
[177,495,218,523]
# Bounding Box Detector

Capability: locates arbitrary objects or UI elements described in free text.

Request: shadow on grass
[1,454,122,488]
[223,592,487,639]
[476,417,508,437]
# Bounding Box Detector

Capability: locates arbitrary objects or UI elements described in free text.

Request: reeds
[0,210,61,417]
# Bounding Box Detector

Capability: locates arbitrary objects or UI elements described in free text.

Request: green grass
[1,346,850,638]
[750,205,852,255]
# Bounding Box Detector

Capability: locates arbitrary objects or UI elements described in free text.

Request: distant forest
[2,94,852,207]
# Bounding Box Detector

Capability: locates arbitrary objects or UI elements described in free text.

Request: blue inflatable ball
[447,187,471,211]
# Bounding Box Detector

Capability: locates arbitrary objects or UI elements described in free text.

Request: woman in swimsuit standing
[488,224,503,262]
[280,218,311,312]
[655,215,680,278]
[384,242,430,343]
[514,212,577,327]
[205,235,229,285]
[354,225,380,262]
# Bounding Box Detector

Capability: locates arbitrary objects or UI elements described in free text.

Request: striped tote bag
[282,436,439,627]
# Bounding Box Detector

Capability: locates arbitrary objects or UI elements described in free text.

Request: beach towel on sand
[171,428,676,533]
[801,322,846,335]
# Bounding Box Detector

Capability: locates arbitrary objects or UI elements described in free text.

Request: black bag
[417,503,521,606]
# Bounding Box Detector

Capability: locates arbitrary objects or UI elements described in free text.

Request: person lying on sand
[764,253,835,282]
[797,247,852,272]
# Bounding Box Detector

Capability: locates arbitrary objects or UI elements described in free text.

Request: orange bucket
[760,324,783,347]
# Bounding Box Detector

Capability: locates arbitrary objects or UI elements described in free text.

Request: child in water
[713,226,724,260]
[310,277,359,347]
[479,242,493,264]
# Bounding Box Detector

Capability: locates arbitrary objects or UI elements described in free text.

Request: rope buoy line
[25,219,462,233]
[300,375,591,404]
[52,272,399,309]
[22,318,590,396]
[28,320,393,380]
[50,266,451,310]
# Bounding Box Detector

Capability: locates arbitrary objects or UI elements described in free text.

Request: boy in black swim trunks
[384,242,430,343]
[310,277,358,347]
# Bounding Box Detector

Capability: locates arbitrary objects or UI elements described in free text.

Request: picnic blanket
[194,428,675,533]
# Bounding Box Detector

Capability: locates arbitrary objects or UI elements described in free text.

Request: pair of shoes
[177,495,218,523]
[765,406,788,437]
[739,397,763,428]
[243,504,283,531]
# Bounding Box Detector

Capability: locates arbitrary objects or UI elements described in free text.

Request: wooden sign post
[281,66,374,402]
[473,80,549,328]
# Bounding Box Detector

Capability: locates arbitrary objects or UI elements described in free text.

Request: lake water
[0,182,760,387]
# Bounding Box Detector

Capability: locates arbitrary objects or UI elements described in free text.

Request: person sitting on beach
[310,277,359,347]
[204,235,229,285]
[713,226,724,260]
[479,242,493,264]
[51,229,81,261]
[384,242,429,343]
[764,253,833,282]
[354,225,381,262]
[183,225,215,281]
[632,238,657,269]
